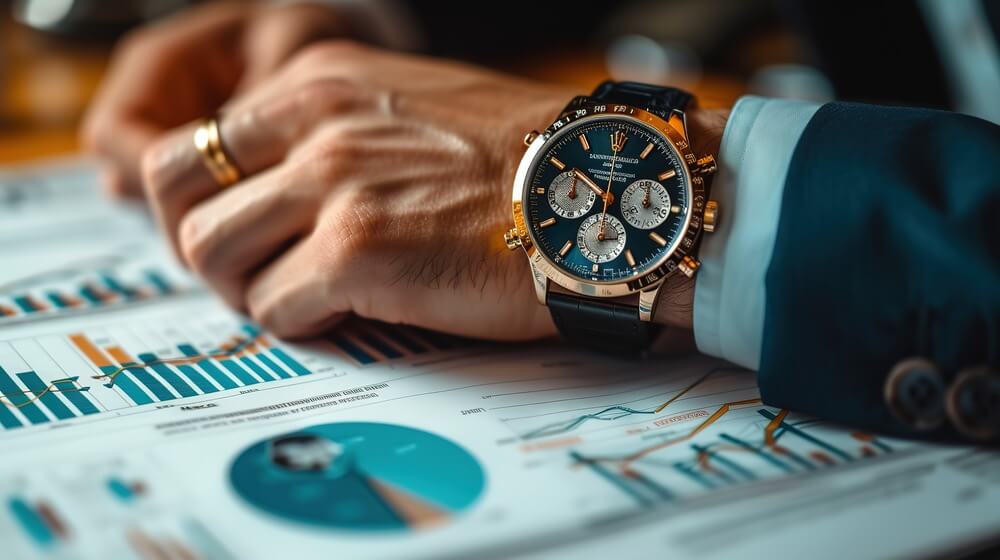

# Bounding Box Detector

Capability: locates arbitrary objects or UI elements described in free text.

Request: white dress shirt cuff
[693,96,821,370]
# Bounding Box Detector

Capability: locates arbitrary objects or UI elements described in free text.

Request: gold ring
[193,117,241,188]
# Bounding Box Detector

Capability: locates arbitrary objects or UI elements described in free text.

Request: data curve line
[92,335,262,387]
[0,377,89,410]
[520,366,745,440]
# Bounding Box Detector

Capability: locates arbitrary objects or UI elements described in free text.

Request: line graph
[501,365,754,441]
[569,404,898,507]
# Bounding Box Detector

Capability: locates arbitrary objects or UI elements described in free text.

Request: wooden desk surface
[0,17,744,165]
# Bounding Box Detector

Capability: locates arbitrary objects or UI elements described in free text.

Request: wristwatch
[504,81,719,353]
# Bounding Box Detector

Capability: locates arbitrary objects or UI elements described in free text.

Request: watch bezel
[511,103,706,298]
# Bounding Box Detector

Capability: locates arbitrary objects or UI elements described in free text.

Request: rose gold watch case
[511,103,708,300]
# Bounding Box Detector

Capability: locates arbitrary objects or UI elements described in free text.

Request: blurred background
[0,0,996,164]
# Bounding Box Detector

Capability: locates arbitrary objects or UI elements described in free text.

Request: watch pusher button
[523,130,540,147]
[694,154,718,176]
[504,228,523,250]
[704,200,719,233]
[678,255,700,277]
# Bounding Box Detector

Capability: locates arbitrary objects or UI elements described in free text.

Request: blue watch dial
[526,116,690,283]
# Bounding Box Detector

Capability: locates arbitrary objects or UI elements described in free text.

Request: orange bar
[85,283,115,302]
[0,305,14,316]
[106,346,136,365]
[70,334,114,368]
[244,343,260,355]
[256,336,271,348]
[61,294,83,308]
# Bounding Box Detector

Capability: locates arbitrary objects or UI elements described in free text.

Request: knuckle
[294,77,359,116]
[177,211,213,273]
[289,40,368,74]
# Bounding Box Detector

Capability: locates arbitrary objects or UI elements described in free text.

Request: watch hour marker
[536,187,546,195]
[670,205,681,214]
[649,231,668,247]
[539,217,557,228]
[592,263,599,273]
[640,142,654,160]
[549,157,566,170]
[578,134,590,151]
[624,249,636,267]
[658,169,677,181]
[559,240,573,257]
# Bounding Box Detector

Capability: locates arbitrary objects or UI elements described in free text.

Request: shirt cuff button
[884,357,946,431]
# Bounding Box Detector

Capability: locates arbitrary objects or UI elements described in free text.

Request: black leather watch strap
[548,293,657,355]
[547,81,692,354]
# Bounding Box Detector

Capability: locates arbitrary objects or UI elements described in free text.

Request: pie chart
[229,422,485,532]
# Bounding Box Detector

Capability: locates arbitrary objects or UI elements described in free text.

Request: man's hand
[81,2,372,197]
[141,42,574,341]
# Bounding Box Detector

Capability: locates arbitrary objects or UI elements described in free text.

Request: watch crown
[704,200,719,233]
[694,154,718,176]
[504,227,523,250]
[678,255,701,278]
[523,130,540,147]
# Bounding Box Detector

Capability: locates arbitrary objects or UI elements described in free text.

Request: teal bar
[691,444,757,481]
[719,433,795,473]
[0,365,48,424]
[220,359,258,385]
[239,356,274,381]
[100,273,137,300]
[673,462,718,489]
[13,296,39,314]
[138,353,195,398]
[270,348,310,376]
[107,478,136,503]
[100,365,154,405]
[178,345,237,390]
[119,362,174,401]
[52,378,99,415]
[758,409,854,462]
[45,293,67,309]
[79,286,102,305]
[0,400,22,429]
[17,372,74,420]
[144,270,173,294]
[177,365,218,393]
[255,353,291,379]
[8,498,55,547]
[571,451,653,508]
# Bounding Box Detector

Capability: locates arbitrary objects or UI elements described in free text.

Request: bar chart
[326,318,477,366]
[569,405,898,507]
[0,456,234,559]
[0,249,197,324]
[0,315,319,431]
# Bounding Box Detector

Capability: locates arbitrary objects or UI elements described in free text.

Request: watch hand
[573,169,605,197]
[568,175,578,199]
[598,142,620,241]
[642,182,651,208]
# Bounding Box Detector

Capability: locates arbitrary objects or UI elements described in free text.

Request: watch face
[524,115,690,283]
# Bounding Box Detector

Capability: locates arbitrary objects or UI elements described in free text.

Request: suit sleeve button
[884,357,946,431]
[945,366,1000,441]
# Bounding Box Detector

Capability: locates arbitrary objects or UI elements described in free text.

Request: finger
[81,3,249,196]
[238,2,350,89]
[176,161,319,309]
[141,78,365,252]
[245,236,353,339]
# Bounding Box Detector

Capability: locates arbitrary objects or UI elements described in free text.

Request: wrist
[651,106,728,332]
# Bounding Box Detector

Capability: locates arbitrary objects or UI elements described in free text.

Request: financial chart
[0,159,998,560]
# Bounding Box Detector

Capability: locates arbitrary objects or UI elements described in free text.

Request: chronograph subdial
[547,171,597,218]
[621,179,671,230]
[577,214,627,264]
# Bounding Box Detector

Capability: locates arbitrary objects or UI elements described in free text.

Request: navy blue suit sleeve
[759,102,1000,443]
